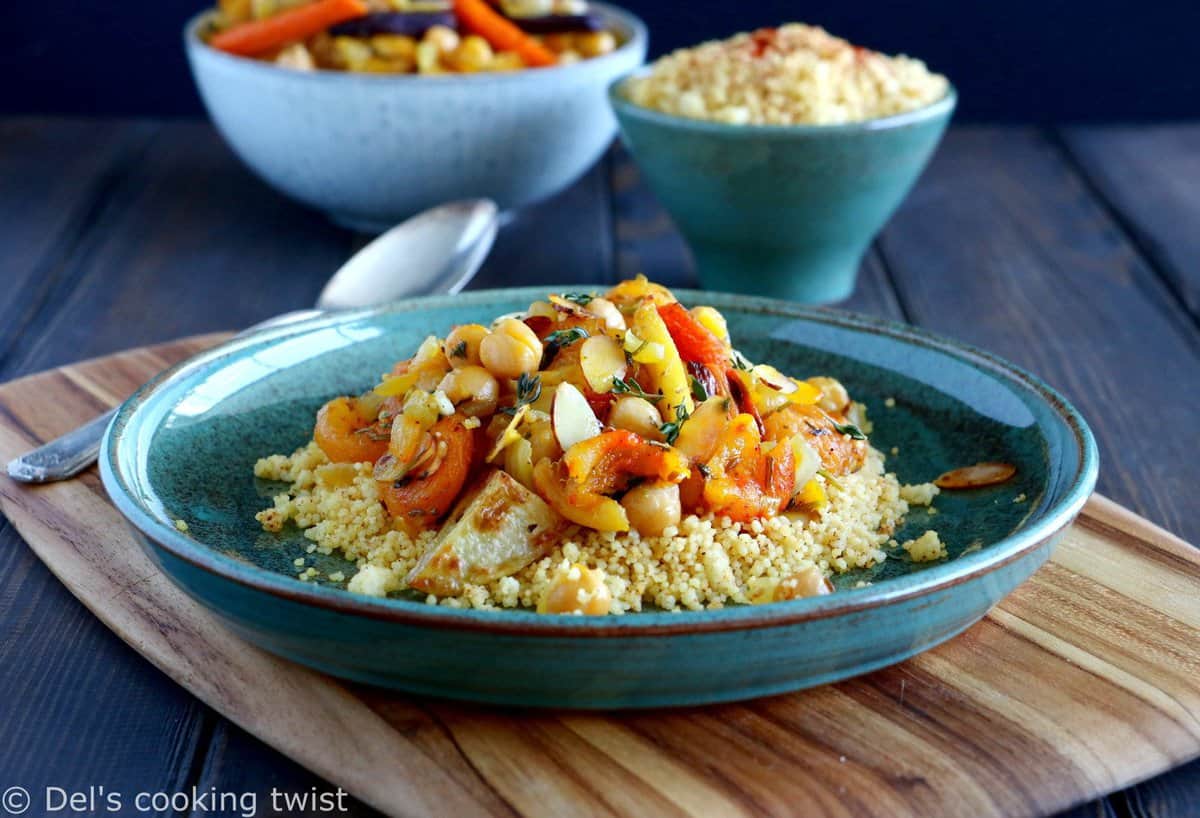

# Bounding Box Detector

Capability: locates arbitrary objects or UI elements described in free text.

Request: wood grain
[1,337,1197,818]
[1059,124,1200,323]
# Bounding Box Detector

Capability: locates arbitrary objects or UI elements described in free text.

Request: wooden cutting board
[1,337,1198,818]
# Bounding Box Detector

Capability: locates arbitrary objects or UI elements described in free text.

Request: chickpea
[444,324,489,368]
[586,297,626,332]
[450,35,494,72]
[541,33,574,54]
[423,24,460,54]
[807,376,850,414]
[480,318,543,379]
[490,51,525,71]
[414,39,443,74]
[505,0,553,15]
[775,566,834,600]
[437,365,499,417]
[528,417,562,463]
[370,34,416,60]
[360,56,410,74]
[538,563,612,615]
[608,396,663,441]
[576,30,616,58]
[332,36,373,70]
[620,480,681,537]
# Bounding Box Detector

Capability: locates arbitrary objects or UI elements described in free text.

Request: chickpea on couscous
[624,23,949,126]
[204,0,620,74]
[255,277,943,614]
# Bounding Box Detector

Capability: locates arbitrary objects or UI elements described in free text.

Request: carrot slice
[210,0,369,57]
[452,0,558,67]
[380,415,476,534]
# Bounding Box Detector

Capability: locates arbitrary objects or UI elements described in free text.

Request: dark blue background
[4,0,1198,120]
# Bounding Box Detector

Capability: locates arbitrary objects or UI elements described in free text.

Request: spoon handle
[7,411,113,483]
[6,309,324,484]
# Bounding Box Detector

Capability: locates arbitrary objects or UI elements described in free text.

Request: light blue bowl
[100,288,1096,708]
[610,77,956,303]
[185,4,646,231]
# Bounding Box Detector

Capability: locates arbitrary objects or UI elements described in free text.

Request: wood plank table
[1,117,1196,817]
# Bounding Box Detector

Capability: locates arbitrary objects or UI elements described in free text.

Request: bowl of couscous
[609,24,955,304]
[100,283,1096,708]
[185,0,646,231]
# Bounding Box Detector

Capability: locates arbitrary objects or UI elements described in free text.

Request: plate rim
[100,287,1099,637]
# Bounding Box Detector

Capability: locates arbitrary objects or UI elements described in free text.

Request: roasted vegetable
[763,403,867,476]
[533,430,689,532]
[380,414,476,534]
[630,299,694,422]
[210,0,368,55]
[313,395,390,464]
[452,0,557,66]
[407,469,567,596]
[702,414,795,522]
[656,301,730,371]
[329,11,457,38]
[507,12,605,33]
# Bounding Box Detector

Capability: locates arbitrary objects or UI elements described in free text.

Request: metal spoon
[7,198,499,484]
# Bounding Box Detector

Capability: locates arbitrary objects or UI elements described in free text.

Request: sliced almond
[579,334,627,393]
[934,461,1017,489]
[552,382,602,452]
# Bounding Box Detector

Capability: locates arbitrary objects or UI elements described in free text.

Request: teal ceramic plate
[100,288,1097,708]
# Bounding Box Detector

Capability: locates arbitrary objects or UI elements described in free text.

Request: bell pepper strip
[701,414,795,522]
[452,0,558,67]
[656,302,730,371]
[210,0,369,56]
[562,430,690,494]
[726,368,764,435]
[762,403,868,476]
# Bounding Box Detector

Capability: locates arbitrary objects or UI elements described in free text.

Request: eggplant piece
[508,12,605,33]
[329,11,457,38]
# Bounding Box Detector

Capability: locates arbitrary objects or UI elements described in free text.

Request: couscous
[624,24,949,126]
[255,277,943,614]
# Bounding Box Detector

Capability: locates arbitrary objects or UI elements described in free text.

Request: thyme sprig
[659,404,691,445]
[539,326,589,369]
[611,376,663,402]
[502,373,542,415]
[833,422,867,440]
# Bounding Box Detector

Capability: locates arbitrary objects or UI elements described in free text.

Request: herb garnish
[544,327,589,347]
[730,350,752,371]
[448,340,468,359]
[689,374,709,402]
[659,404,690,445]
[611,376,663,401]
[502,373,542,415]
[539,326,589,369]
[558,292,594,306]
[833,422,867,440]
[817,468,841,488]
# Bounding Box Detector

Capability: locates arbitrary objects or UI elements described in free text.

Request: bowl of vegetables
[186,0,647,231]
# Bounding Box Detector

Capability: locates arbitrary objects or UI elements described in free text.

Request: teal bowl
[100,288,1095,708]
[609,78,956,303]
